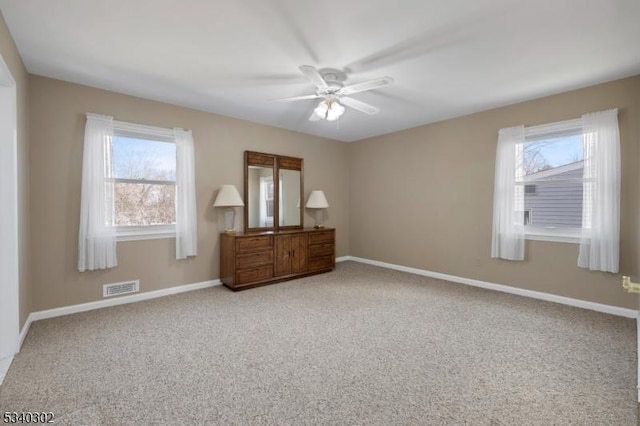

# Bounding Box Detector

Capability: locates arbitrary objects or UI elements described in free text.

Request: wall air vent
[103,280,139,298]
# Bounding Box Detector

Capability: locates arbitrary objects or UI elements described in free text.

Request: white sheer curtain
[491,125,525,261]
[578,109,620,273]
[78,113,117,271]
[174,128,197,259]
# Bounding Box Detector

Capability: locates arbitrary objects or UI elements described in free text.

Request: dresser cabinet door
[274,235,292,276]
[290,234,308,274]
[274,234,308,276]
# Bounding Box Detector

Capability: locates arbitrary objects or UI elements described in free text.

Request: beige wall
[0,12,31,328]
[21,58,640,313]
[349,75,640,309]
[29,76,350,311]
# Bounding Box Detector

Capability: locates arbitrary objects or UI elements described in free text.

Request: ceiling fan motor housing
[318,67,347,91]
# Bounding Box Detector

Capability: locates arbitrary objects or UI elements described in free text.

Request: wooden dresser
[220,228,335,290]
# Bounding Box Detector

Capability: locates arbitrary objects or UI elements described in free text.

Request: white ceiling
[2,0,640,142]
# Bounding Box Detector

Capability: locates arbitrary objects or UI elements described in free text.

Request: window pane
[523,133,583,228]
[115,183,176,226]
[524,181,583,228]
[523,134,583,176]
[112,136,176,181]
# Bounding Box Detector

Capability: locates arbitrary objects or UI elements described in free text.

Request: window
[111,122,177,240]
[79,114,197,271]
[516,209,532,225]
[492,109,620,272]
[520,122,584,242]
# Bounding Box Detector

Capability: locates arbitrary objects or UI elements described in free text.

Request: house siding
[525,167,583,228]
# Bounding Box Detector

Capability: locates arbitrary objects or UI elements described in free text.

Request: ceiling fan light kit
[275,65,393,122]
[314,99,345,121]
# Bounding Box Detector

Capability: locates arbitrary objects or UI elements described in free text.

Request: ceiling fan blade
[309,111,322,121]
[340,97,380,115]
[299,65,328,89]
[271,94,322,102]
[338,77,394,96]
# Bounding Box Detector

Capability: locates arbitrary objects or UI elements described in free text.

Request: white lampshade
[213,185,244,207]
[326,102,345,121]
[306,190,329,209]
[314,101,329,119]
[313,100,345,121]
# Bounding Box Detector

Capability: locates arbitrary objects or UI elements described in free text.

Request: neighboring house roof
[523,160,584,181]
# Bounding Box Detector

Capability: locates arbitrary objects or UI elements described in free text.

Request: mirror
[279,169,301,227]
[244,151,303,232]
[247,166,275,228]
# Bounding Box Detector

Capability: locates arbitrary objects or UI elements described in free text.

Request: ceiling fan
[273,65,393,121]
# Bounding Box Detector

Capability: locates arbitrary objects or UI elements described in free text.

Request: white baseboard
[18,314,32,349]
[336,256,350,263]
[345,256,638,318]
[0,355,13,386]
[30,279,221,323]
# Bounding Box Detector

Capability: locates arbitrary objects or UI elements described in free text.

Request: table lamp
[305,190,329,229]
[213,185,244,233]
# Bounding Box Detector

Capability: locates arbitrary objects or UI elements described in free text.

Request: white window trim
[116,224,175,241]
[520,118,585,244]
[524,118,581,140]
[113,119,175,142]
[112,121,176,241]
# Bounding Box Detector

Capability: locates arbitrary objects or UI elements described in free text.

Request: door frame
[0,51,20,384]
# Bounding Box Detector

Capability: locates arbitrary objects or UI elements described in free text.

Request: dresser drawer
[236,250,273,269]
[308,255,334,271]
[236,265,273,284]
[236,235,273,253]
[309,242,334,258]
[308,230,334,245]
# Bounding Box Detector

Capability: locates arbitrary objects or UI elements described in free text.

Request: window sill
[117,232,175,242]
[525,233,581,244]
[116,227,175,242]
[524,228,583,244]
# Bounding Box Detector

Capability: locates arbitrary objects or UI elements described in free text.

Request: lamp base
[223,208,236,233]
[313,209,324,229]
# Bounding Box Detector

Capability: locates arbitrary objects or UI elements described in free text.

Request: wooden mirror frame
[244,151,304,232]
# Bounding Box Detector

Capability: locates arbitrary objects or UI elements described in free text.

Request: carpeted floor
[0,261,637,425]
